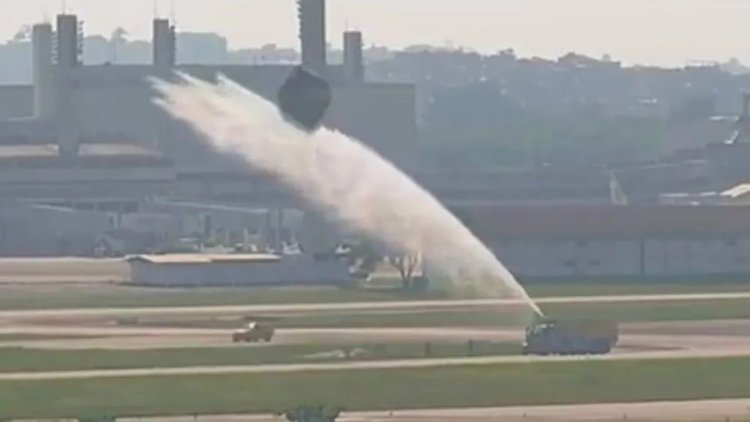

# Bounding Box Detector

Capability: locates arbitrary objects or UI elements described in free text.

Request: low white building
[127,253,355,287]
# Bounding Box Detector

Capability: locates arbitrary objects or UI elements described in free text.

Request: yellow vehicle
[232,322,275,343]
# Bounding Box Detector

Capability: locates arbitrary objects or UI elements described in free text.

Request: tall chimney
[343,31,364,83]
[55,14,80,158]
[153,18,176,69]
[32,23,55,120]
[56,14,80,68]
[297,0,326,74]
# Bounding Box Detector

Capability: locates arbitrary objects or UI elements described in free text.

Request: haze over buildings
[6,0,750,66]
[2,0,750,285]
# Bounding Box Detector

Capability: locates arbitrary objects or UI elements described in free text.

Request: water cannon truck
[523,317,618,356]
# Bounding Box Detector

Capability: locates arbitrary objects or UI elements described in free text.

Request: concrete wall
[0,86,33,119]
[489,236,750,279]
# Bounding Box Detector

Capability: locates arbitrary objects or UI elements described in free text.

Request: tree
[109,27,128,63]
[389,251,421,291]
[11,26,30,43]
[425,83,523,129]
[346,240,383,279]
[280,405,342,422]
[671,94,716,120]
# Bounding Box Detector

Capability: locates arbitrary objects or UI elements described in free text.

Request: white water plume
[152,73,542,317]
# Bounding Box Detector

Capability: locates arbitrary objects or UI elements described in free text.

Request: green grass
[0,285,450,311]
[3,279,750,311]
[3,357,750,418]
[0,342,520,373]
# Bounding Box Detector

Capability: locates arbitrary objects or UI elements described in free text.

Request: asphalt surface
[0,326,524,350]
[122,399,750,422]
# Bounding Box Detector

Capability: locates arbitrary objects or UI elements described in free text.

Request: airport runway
[0,321,746,351]
[123,399,750,422]
[0,326,525,350]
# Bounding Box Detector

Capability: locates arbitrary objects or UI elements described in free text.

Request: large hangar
[455,205,750,279]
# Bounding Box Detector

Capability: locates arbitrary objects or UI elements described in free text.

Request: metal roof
[127,253,282,265]
[209,254,281,263]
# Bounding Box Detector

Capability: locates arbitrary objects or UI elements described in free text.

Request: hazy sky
[3,0,750,66]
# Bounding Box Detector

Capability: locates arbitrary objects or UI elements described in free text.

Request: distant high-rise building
[152,18,176,68]
[343,31,364,82]
[56,14,80,68]
[55,14,82,156]
[297,0,326,74]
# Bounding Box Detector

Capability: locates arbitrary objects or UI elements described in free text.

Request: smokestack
[56,14,80,68]
[297,0,327,74]
[32,23,55,120]
[343,31,364,83]
[153,18,176,69]
[54,15,80,157]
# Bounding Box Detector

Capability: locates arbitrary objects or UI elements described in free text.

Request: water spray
[151,70,543,318]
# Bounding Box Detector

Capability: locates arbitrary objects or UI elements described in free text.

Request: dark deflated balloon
[278,66,332,132]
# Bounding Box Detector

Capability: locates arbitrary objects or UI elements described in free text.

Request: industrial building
[455,205,750,279]
[0,1,417,166]
[0,0,414,257]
